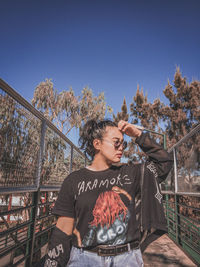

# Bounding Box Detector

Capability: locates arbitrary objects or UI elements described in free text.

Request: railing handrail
[162,191,200,197]
[0,78,85,157]
[168,123,200,152]
[1,79,199,266]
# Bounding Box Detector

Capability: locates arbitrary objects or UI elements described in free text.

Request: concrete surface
[143,234,197,267]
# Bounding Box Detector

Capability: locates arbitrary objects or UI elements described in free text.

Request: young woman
[44,120,173,267]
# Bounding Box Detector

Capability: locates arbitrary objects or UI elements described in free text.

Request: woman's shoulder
[62,168,86,184]
[113,161,141,170]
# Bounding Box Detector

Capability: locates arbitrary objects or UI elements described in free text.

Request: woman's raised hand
[118,120,142,138]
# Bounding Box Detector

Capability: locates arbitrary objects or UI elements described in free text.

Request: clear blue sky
[1,0,200,142]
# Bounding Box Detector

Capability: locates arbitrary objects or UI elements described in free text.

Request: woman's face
[97,126,125,163]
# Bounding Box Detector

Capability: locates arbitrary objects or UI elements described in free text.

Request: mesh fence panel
[161,168,175,192]
[72,148,85,172]
[176,130,200,193]
[0,88,41,188]
[40,126,71,186]
[0,80,86,266]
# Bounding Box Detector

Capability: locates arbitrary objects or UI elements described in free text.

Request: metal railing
[0,79,87,266]
[162,123,200,266]
[0,78,199,266]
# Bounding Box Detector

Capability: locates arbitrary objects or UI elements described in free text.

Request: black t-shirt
[53,163,142,248]
[52,132,173,249]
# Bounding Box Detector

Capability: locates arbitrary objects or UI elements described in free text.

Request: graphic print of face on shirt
[82,187,132,247]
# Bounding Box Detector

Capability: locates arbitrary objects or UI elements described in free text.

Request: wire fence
[162,123,200,266]
[0,79,87,266]
[0,78,199,266]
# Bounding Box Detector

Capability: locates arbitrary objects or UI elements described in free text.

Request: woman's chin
[113,158,121,163]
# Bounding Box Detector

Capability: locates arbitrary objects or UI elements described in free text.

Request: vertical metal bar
[162,134,168,191]
[35,120,46,189]
[163,134,167,150]
[173,144,180,245]
[175,194,180,245]
[174,148,178,194]
[162,134,170,231]
[25,191,40,267]
[165,193,170,233]
[70,145,73,173]
[25,120,46,267]
[173,146,180,244]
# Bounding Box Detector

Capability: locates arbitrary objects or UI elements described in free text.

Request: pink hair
[90,191,127,228]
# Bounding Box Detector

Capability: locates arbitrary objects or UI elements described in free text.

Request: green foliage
[162,67,200,147]
[113,97,129,123]
[130,85,163,133]
[123,68,200,163]
[129,68,200,146]
[32,79,113,135]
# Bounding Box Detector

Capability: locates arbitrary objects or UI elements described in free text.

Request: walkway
[143,234,197,267]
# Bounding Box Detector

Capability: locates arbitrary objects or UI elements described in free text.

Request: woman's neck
[87,155,112,171]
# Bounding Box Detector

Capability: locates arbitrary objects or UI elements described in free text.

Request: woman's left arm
[135,132,173,182]
[118,120,173,183]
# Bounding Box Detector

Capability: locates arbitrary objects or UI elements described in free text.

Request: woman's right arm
[44,217,75,266]
[44,175,75,266]
[56,216,75,235]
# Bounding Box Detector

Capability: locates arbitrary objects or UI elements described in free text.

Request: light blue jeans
[67,246,144,267]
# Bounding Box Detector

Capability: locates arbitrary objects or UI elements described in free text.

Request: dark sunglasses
[114,139,127,150]
[104,139,127,150]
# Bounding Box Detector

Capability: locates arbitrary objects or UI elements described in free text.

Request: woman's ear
[93,139,101,150]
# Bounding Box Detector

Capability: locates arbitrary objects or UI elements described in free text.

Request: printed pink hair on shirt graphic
[90,191,128,228]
